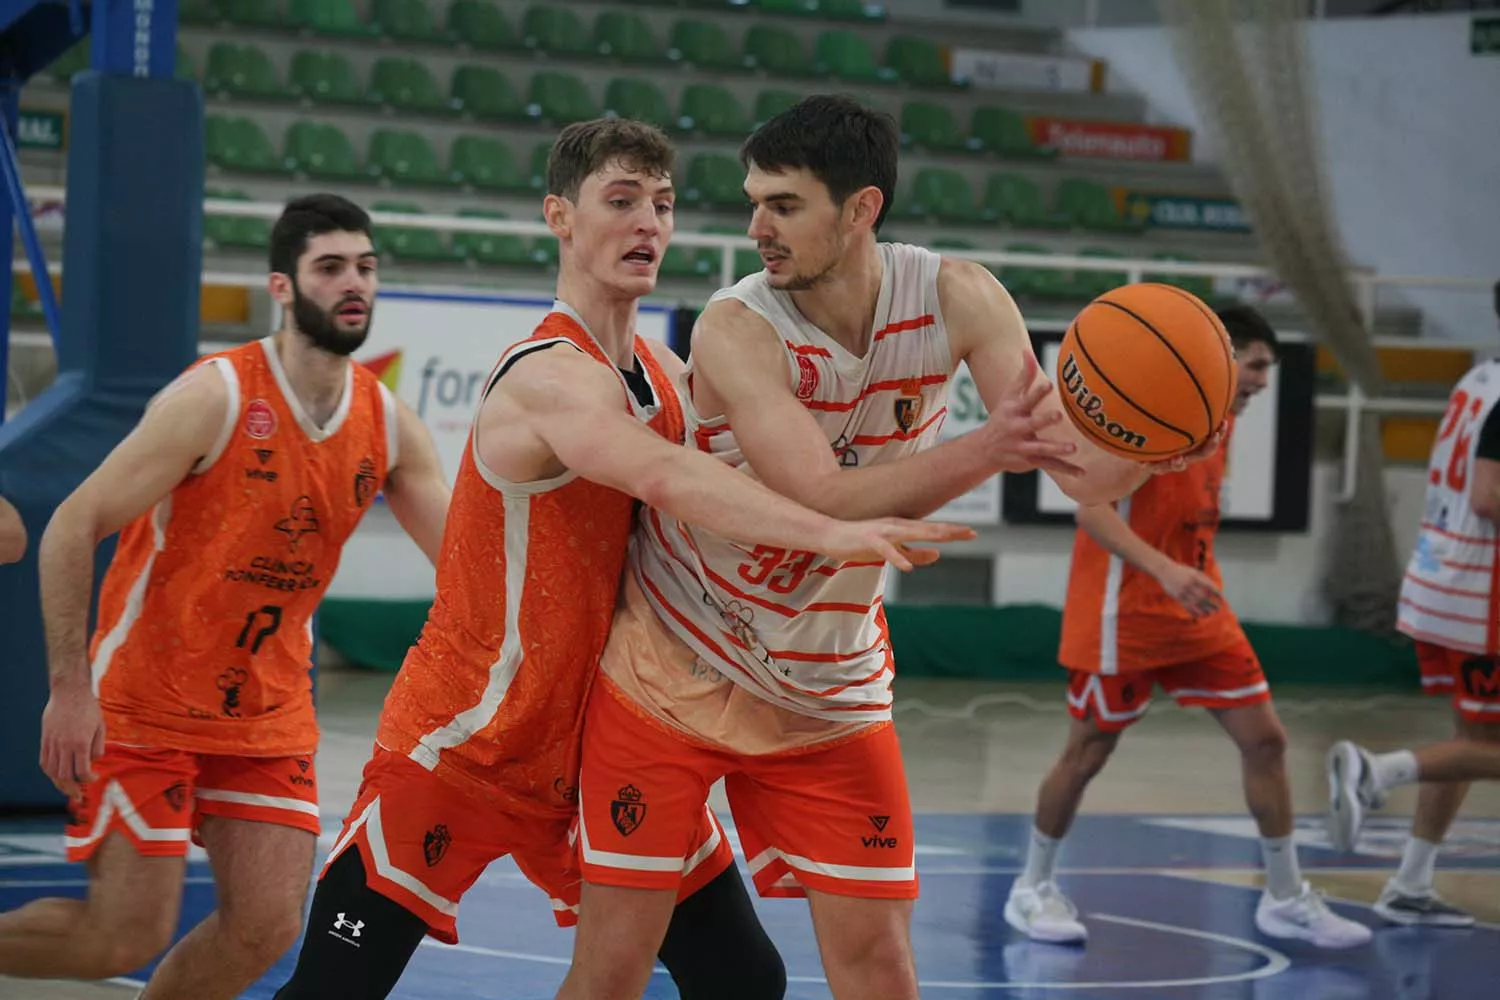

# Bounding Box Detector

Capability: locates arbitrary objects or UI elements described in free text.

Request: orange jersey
[1059,417,1242,674]
[375,306,684,820]
[91,339,396,755]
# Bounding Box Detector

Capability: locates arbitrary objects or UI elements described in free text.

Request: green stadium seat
[980,173,1070,229]
[369,58,454,115]
[368,129,449,187]
[206,115,288,174]
[753,89,801,126]
[372,202,466,263]
[446,0,518,50]
[659,245,713,280]
[998,243,1072,298]
[684,154,746,208]
[176,42,197,82]
[449,135,527,192]
[899,102,968,153]
[929,237,976,251]
[531,232,560,269]
[703,224,761,280]
[970,106,1056,159]
[1146,252,1216,302]
[757,0,817,15]
[204,43,288,101]
[902,168,975,223]
[528,142,553,189]
[594,10,661,63]
[522,6,591,57]
[527,71,597,125]
[289,49,367,105]
[179,0,221,26]
[677,84,749,136]
[204,188,272,250]
[813,30,895,83]
[603,78,674,131]
[452,209,535,267]
[371,0,445,41]
[48,40,88,84]
[885,35,952,88]
[1074,247,1128,298]
[289,0,371,36]
[284,121,365,180]
[219,0,281,29]
[668,20,739,72]
[1054,178,1144,233]
[819,0,886,21]
[451,65,525,121]
[743,24,812,76]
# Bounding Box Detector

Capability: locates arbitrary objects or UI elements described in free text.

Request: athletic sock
[1260,834,1302,901]
[1021,826,1062,887]
[1391,836,1440,895]
[1370,750,1420,793]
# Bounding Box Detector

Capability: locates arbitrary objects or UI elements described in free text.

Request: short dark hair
[269,194,371,276]
[739,94,899,231]
[1216,304,1280,357]
[547,118,676,202]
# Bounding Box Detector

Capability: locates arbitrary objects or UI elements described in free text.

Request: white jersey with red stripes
[1398,358,1500,656]
[632,242,953,722]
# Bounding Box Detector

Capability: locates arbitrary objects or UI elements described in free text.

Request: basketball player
[1325,345,1500,926]
[0,194,451,999]
[1004,306,1371,950]
[0,495,24,563]
[271,119,971,1000]
[554,95,1227,1000]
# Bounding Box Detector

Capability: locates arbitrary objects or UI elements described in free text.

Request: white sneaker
[1325,740,1384,852]
[1374,881,1475,927]
[1004,880,1088,944]
[1255,883,1372,949]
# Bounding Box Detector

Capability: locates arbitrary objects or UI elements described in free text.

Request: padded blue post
[0,72,202,809]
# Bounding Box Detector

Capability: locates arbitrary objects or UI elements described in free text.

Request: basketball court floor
[3,671,1497,1000]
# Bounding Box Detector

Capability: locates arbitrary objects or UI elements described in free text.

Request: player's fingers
[1025,436,1076,456]
[1040,458,1088,477]
[1028,408,1066,431]
[91,723,107,763]
[904,546,943,567]
[881,541,914,572]
[900,521,976,542]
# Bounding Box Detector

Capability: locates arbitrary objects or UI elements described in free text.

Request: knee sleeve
[272,849,429,1000]
[657,865,787,1000]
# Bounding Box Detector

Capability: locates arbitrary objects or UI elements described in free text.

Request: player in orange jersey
[555,96,1219,1000]
[0,194,450,999]
[271,119,970,1000]
[0,495,24,564]
[1005,306,1370,950]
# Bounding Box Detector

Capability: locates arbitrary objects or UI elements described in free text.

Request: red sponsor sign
[1027,116,1193,162]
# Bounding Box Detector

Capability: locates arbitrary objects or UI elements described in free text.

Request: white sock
[1260,834,1303,901]
[1391,836,1440,895]
[1370,750,1420,793]
[1021,826,1062,887]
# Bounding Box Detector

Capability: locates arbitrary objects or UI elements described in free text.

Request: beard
[292,283,372,357]
[764,237,842,292]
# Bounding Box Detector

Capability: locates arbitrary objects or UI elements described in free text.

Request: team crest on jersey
[274,496,321,550]
[893,379,924,433]
[795,354,819,403]
[611,784,647,837]
[423,824,452,867]
[244,399,278,440]
[353,458,379,507]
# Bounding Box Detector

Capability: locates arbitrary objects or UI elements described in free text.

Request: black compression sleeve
[657,865,787,1000]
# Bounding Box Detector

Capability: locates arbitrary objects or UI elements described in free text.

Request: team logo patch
[353,458,379,508]
[244,399,278,440]
[216,666,248,718]
[795,354,819,403]
[893,379,924,433]
[423,824,452,867]
[274,496,321,550]
[611,784,647,837]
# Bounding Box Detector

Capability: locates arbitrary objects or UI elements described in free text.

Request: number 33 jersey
[90,338,396,756]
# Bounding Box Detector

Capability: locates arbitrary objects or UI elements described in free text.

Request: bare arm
[0,495,25,564]
[478,346,970,565]
[39,364,226,796]
[687,298,1082,520]
[381,398,450,567]
[1075,502,1220,618]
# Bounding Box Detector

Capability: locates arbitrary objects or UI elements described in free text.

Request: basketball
[1055,283,1236,461]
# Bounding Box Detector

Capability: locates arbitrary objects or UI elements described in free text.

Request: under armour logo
[333,913,364,937]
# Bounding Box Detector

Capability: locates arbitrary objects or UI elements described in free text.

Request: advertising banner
[1027,116,1193,162]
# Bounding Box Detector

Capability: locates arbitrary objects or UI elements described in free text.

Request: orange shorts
[1416,641,1500,724]
[64,743,320,862]
[322,746,731,944]
[1067,636,1270,732]
[579,679,918,901]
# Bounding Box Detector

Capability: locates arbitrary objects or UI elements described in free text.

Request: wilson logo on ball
[1060,352,1148,449]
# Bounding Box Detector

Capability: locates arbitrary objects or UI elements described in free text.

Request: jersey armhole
[378,382,400,471]
[471,338,585,496]
[191,357,240,476]
[1477,398,1500,462]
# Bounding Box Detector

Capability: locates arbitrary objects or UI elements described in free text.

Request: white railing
[12,187,1495,502]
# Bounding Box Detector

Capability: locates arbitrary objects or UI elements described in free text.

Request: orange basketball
[1055,283,1235,461]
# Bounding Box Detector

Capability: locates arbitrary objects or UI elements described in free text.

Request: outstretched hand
[822,518,976,572]
[980,353,1086,479]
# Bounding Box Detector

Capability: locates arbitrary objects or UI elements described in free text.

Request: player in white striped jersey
[1327,313,1500,927]
[555,95,1220,1000]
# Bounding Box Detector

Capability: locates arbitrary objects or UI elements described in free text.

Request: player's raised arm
[688,296,1085,521]
[38,364,228,797]
[479,345,971,569]
[380,397,450,567]
[0,495,25,565]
